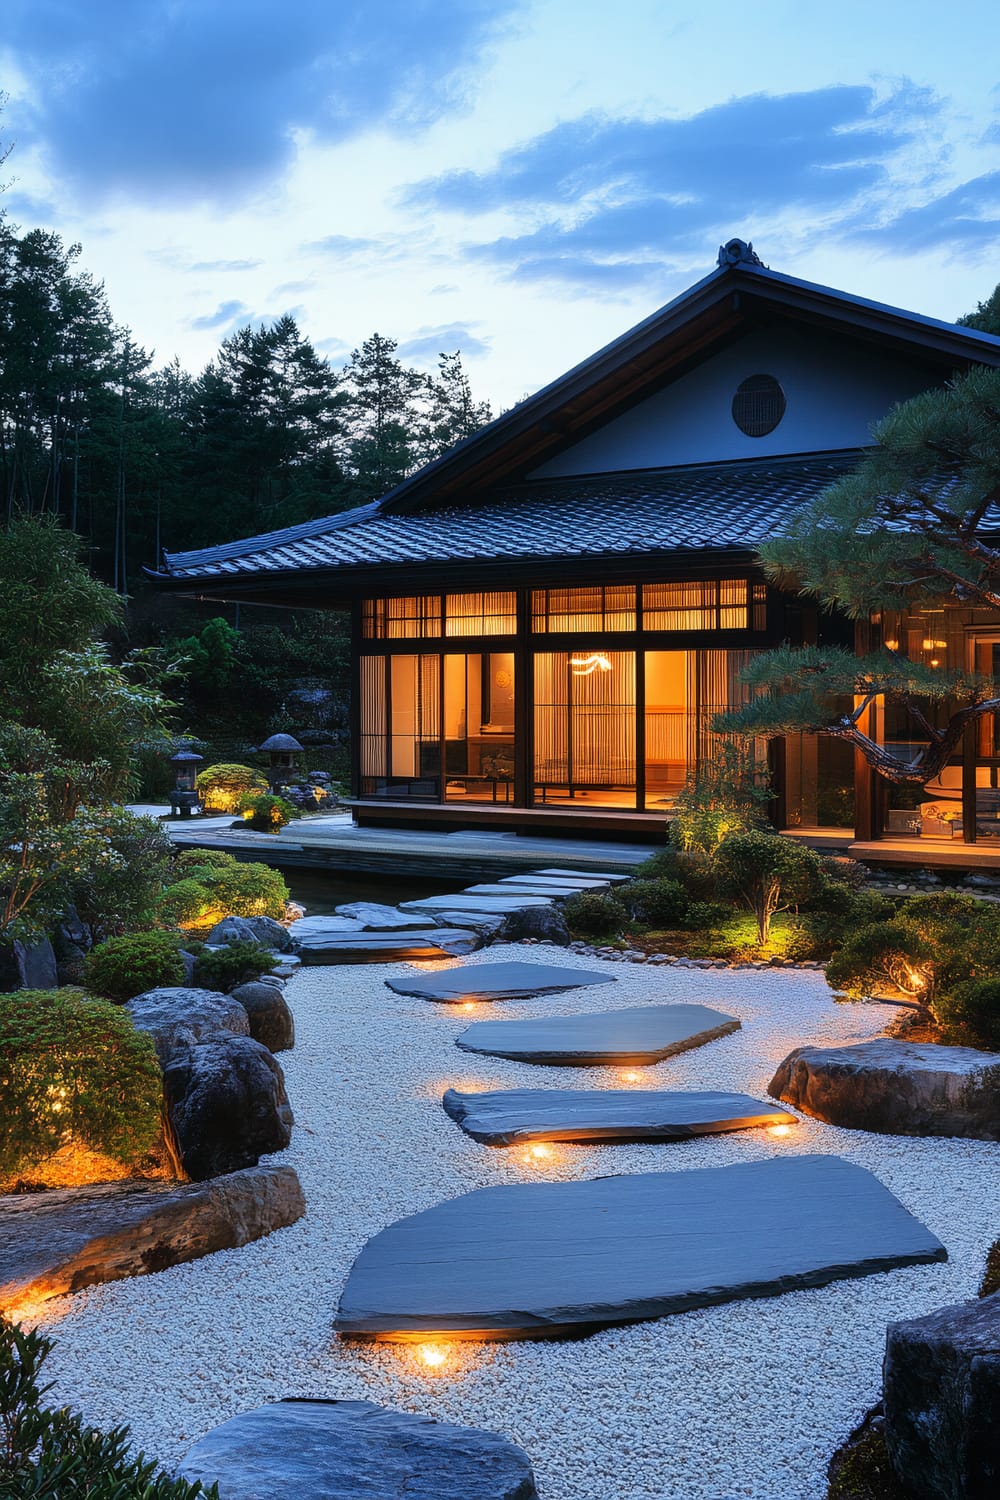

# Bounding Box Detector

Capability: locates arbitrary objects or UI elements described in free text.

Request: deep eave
[372,258,1000,515]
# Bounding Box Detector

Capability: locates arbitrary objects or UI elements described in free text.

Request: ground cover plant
[0,1316,218,1499]
[0,990,162,1186]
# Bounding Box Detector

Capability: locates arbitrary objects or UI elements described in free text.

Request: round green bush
[174,848,239,874]
[935,978,1000,1050]
[562,890,628,937]
[83,931,185,1003]
[157,878,222,928]
[193,940,278,992]
[824,920,931,1001]
[0,990,162,1181]
[212,861,289,919]
[623,877,689,928]
[196,762,268,813]
[684,899,731,931]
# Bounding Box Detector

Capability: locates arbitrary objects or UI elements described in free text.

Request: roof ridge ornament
[717,238,767,270]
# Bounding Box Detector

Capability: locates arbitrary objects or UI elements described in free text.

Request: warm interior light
[921,638,934,651]
[930,657,940,668]
[884,639,899,651]
[570,653,613,676]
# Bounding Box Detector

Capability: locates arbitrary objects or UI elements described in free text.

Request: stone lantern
[259,732,304,791]
[168,747,204,817]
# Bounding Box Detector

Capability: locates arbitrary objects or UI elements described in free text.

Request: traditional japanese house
[150,240,1000,853]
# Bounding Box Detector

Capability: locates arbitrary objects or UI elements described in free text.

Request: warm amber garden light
[417,1343,448,1369]
[768,1124,792,1138]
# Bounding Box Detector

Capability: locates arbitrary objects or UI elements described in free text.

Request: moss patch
[826,1408,911,1500]
[980,1238,1000,1298]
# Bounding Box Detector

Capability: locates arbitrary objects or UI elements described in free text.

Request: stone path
[456,1002,741,1065]
[385,960,614,1004]
[292,924,480,963]
[178,1399,540,1500]
[442,1087,797,1145]
[334,1155,946,1340]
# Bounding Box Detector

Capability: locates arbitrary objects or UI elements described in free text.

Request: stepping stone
[0,1166,305,1314]
[463,882,584,898]
[500,873,611,890]
[178,1399,539,1500]
[400,893,553,914]
[295,929,480,964]
[334,901,439,930]
[288,915,365,938]
[385,960,614,1004]
[442,1087,797,1144]
[769,1039,1000,1140]
[334,1155,946,1340]
[456,1003,740,1065]
[537,867,632,882]
[428,911,507,934]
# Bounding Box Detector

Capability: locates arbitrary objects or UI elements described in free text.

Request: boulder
[768,1039,1000,1140]
[499,905,571,946]
[207,914,293,952]
[230,981,294,1051]
[178,1399,539,1499]
[127,987,249,1065]
[162,1035,293,1180]
[0,1166,305,1313]
[884,1290,1000,1499]
[0,937,59,993]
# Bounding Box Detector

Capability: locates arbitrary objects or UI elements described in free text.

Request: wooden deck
[346,798,669,840]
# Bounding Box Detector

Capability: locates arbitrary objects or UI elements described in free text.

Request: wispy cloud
[398,321,491,362]
[190,299,250,330]
[5,0,520,203]
[401,83,994,293]
[188,258,263,273]
[304,234,381,256]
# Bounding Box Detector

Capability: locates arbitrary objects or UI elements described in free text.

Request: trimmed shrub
[0,1316,218,1498]
[635,847,680,882]
[935,978,1000,1050]
[174,847,239,874]
[668,742,772,856]
[212,861,289,919]
[196,762,267,812]
[825,921,933,1002]
[157,878,222,928]
[684,899,732,931]
[193,940,278,992]
[622,877,689,928]
[712,831,824,945]
[0,990,162,1181]
[238,791,300,832]
[562,890,628,937]
[84,931,186,1003]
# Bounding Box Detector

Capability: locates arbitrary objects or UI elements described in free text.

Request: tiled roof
[157,454,859,582]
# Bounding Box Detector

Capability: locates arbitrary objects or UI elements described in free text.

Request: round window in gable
[732,374,786,437]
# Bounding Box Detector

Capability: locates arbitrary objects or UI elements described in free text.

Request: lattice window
[444,591,517,636]
[361,596,442,639]
[531,585,636,633]
[642,580,750,631]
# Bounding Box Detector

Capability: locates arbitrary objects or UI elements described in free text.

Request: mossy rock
[826,1407,911,1500]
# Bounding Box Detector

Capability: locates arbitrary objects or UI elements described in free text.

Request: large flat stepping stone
[334,901,438,930]
[295,929,480,964]
[288,915,365,937]
[334,1155,946,1340]
[385,960,614,1004]
[442,1087,797,1144]
[457,1003,740,1065]
[178,1399,539,1499]
[464,881,590,898]
[769,1039,1000,1139]
[537,867,631,882]
[0,1166,305,1313]
[500,873,612,890]
[400,893,553,914]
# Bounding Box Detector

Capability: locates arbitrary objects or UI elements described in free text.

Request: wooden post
[962,722,978,845]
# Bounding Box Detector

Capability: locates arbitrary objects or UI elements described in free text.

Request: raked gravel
[32,945,1000,1500]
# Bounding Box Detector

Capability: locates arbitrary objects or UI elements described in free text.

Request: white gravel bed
[34,946,1000,1500]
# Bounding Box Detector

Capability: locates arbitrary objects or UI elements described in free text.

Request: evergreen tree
[423,350,493,460]
[340,333,427,500]
[720,362,1000,783]
[958,283,1000,337]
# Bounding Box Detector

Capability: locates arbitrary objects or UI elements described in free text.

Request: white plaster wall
[529,324,940,478]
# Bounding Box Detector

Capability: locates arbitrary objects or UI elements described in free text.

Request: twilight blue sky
[2,0,999,406]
